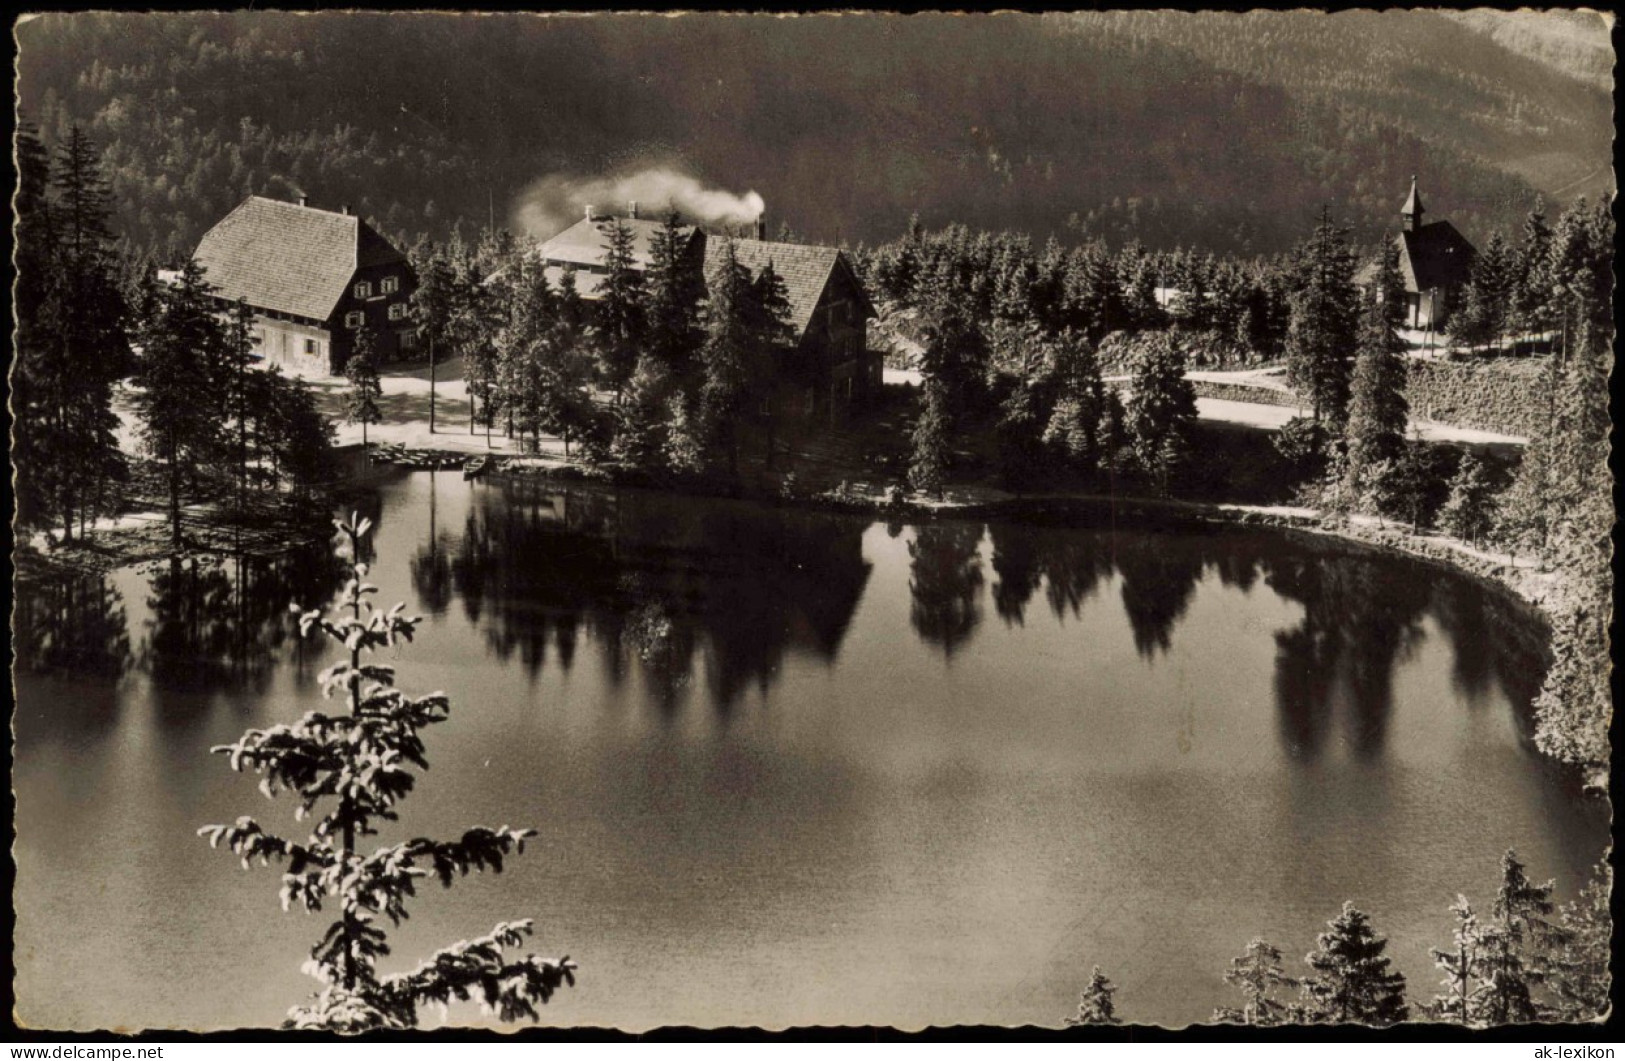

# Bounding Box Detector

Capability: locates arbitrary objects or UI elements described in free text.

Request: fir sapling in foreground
[199,513,575,1030]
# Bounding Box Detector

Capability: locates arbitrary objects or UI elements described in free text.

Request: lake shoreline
[488,458,1601,793]
[17,453,1599,792]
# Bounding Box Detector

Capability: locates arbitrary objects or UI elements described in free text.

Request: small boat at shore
[463,456,490,480]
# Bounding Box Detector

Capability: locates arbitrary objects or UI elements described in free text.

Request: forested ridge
[1071,11,1613,199]
[16,11,1608,262]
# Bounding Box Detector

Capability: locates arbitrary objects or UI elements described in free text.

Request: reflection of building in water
[433,483,872,710]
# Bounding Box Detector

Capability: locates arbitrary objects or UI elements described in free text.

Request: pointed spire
[1401,176,1425,232]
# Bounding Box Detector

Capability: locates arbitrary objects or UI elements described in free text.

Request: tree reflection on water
[907,522,986,657]
[139,540,349,703]
[426,480,876,714]
[12,530,349,737]
[1265,553,1429,760]
[13,571,132,679]
[14,480,1552,761]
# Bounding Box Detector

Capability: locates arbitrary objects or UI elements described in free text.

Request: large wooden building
[534,208,879,420]
[192,195,417,376]
[1356,177,1477,330]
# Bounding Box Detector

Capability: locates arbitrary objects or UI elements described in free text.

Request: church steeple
[1400,175,1425,233]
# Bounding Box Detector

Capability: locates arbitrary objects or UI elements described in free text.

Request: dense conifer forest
[16,11,1610,263]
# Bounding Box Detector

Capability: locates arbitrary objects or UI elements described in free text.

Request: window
[388,303,407,322]
[380,276,399,295]
[354,281,372,299]
[400,330,419,350]
[803,389,815,415]
[304,338,318,356]
[345,311,364,329]
[844,377,854,400]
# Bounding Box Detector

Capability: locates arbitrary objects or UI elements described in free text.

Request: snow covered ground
[885,366,1527,447]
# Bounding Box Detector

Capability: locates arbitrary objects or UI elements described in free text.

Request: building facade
[1356,177,1477,331]
[193,195,417,376]
[534,208,880,421]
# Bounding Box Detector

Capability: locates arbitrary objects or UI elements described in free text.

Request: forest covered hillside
[14,11,1613,261]
[1074,10,1614,203]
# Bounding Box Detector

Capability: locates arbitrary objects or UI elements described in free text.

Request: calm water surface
[13,472,1609,1030]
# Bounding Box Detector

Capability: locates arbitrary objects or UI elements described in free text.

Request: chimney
[340,204,350,216]
[628,200,639,220]
[585,204,596,222]
[755,215,766,241]
[298,193,309,207]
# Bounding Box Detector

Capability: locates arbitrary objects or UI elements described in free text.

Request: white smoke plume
[512,166,765,238]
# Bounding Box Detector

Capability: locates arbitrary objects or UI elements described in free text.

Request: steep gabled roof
[704,238,874,342]
[527,219,875,344]
[1355,220,1477,294]
[537,216,702,270]
[1398,220,1475,293]
[194,196,405,322]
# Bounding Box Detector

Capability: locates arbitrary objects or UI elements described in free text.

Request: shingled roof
[704,237,873,342]
[537,216,702,270]
[194,196,405,323]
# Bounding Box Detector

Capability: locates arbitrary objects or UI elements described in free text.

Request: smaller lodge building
[191,195,418,376]
[534,205,880,422]
[1355,177,1476,330]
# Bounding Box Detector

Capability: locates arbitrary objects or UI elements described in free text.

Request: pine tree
[748,260,796,469]
[533,314,599,459]
[12,120,58,532]
[1527,312,1611,770]
[257,367,337,495]
[1423,896,1484,1026]
[455,255,502,437]
[131,258,231,549]
[916,257,991,415]
[1342,243,1409,499]
[1301,902,1409,1025]
[1124,331,1197,496]
[1451,232,1514,353]
[1438,453,1496,548]
[995,378,1048,490]
[908,380,952,501]
[612,355,675,475]
[344,323,384,452]
[1387,440,1438,534]
[408,245,458,434]
[645,210,705,385]
[1547,861,1612,1022]
[1285,206,1359,425]
[698,239,764,475]
[494,255,554,444]
[1214,939,1299,1026]
[1273,416,1333,483]
[1542,197,1611,363]
[223,298,262,507]
[664,399,707,478]
[1061,241,1122,343]
[1041,329,1115,475]
[1492,354,1562,564]
[14,123,131,543]
[1473,851,1555,1024]
[1512,198,1553,344]
[593,219,646,401]
[1065,966,1120,1026]
[200,513,576,1030]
